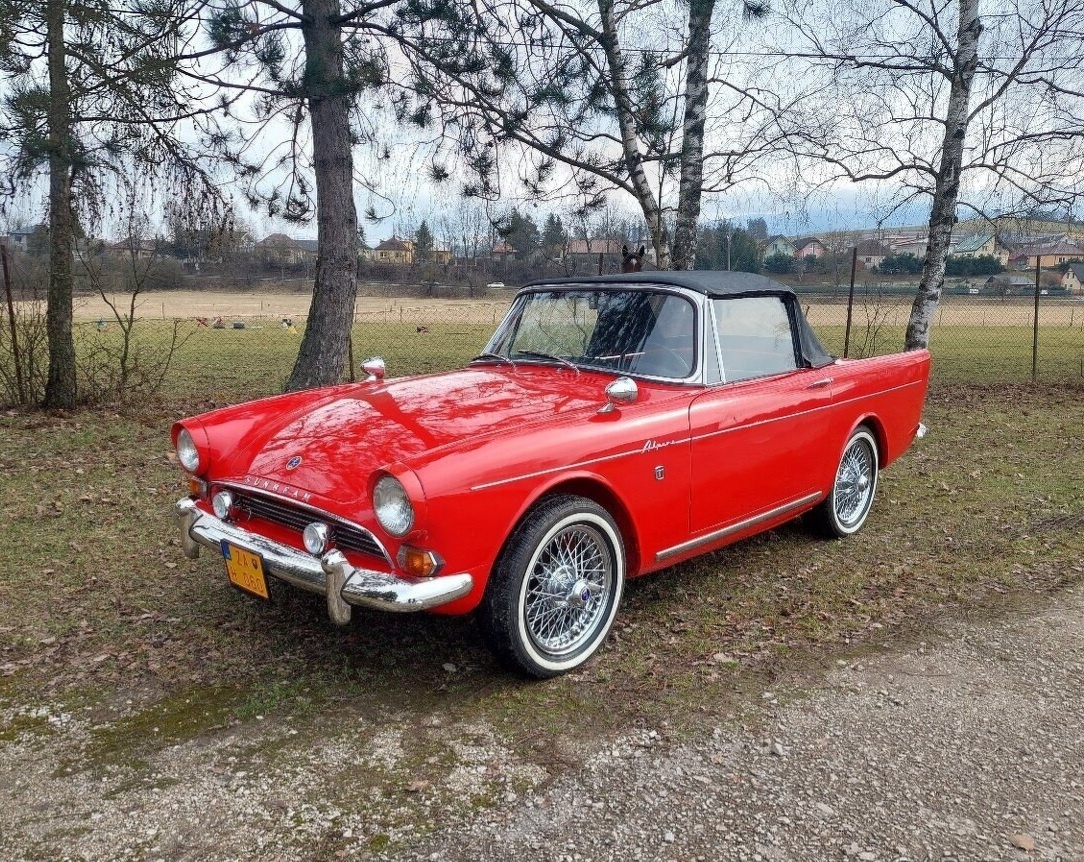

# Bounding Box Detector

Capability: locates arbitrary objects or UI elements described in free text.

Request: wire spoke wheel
[523,523,611,656]
[480,496,625,678]
[813,427,879,538]
[834,437,875,528]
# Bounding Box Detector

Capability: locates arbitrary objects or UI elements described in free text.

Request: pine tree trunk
[670,0,715,271]
[905,0,982,351]
[286,0,359,392]
[43,0,77,409]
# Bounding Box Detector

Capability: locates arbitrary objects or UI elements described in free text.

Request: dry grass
[2,291,1083,828]
[62,288,514,324]
[1,382,1082,760]
[1,377,1082,859]
[59,286,1084,328]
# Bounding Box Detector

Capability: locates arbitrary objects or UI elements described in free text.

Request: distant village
[5,214,1083,295]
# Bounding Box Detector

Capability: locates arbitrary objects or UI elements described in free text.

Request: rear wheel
[813,427,879,537]
[479,496,625,678]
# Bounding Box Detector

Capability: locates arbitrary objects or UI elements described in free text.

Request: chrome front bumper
[175,498,473,624]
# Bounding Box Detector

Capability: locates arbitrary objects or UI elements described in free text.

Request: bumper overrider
[176,498,473,624]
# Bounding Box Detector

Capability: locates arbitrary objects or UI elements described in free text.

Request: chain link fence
[3,280,1083,408]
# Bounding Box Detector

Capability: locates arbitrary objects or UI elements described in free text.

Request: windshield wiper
[470,351,516,368]
[515,350,580,374]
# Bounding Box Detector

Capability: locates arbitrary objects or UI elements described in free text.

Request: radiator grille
[232,490,386,561]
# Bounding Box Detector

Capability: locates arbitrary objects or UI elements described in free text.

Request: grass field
[1,384,1082,760]
[2,295,1084,854]
[55,314,1083,407]
[3,288,1082,406]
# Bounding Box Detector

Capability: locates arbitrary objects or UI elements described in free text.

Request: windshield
[486,289,697,380]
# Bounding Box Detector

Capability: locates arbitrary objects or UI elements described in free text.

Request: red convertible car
[174,272,930,677]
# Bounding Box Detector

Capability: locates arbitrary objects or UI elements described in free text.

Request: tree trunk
[43,0,77,409]
[597,0,672,268]
[905,0,982,351]
[670,0,715,271]
[286,0,359,392]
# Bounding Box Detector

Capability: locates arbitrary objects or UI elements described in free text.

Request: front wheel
[813,427,879,538]
[479,496,625,678]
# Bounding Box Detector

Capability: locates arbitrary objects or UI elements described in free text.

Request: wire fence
[2,284,1083,408]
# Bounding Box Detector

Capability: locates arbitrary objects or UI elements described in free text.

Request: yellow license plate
[221,541,270,601]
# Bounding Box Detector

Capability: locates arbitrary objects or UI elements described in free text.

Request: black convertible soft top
[524,270,793,298]
[522,271,835,369]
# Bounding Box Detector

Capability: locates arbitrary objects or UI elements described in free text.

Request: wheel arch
[851,414,887,465]
[496,475,642,580]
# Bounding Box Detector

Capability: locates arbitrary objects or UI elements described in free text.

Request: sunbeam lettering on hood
[240,476,313,503]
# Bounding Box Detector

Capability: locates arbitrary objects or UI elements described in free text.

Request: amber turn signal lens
[187,477,208,498]
[397,546,443,578]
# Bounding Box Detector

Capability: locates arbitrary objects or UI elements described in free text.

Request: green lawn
[78,320,493,403]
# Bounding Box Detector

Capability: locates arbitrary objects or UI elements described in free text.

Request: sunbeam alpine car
[174,272,930,677]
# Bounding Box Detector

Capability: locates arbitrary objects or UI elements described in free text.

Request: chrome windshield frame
[483,284,712,386]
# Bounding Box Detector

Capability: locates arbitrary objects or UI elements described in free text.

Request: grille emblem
[286,456,303,471]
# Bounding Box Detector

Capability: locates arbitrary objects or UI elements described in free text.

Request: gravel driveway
[3,587,1081,861]
[412,588,1084,862]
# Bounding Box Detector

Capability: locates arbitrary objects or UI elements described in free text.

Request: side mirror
[362,356,385,382]
[598,376,638,414]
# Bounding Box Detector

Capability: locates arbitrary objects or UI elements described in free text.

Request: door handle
[807,377,833,389]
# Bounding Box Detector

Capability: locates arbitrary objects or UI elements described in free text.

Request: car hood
[230,367,610,503]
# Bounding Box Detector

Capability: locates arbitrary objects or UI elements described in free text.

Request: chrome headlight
[373,476,414,537]
[177,428,201,473]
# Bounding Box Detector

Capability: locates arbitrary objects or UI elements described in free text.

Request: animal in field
[621,245,647,273]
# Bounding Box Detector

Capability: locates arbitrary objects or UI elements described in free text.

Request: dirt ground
[3,589,1081,861]
[66,290,514,324]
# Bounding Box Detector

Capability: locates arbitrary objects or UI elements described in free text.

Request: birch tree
[777,0,1084,349]
[394,0,786,269]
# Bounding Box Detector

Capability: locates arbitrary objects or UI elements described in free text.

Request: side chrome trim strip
[655,491,823,562]
[690,377,924,445]
[471,376,925,493]
[469,446,648,492]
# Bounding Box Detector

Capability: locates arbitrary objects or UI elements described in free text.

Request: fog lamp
[303,522,331,555]
[397,546,444,578]
[212,490,234,519]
